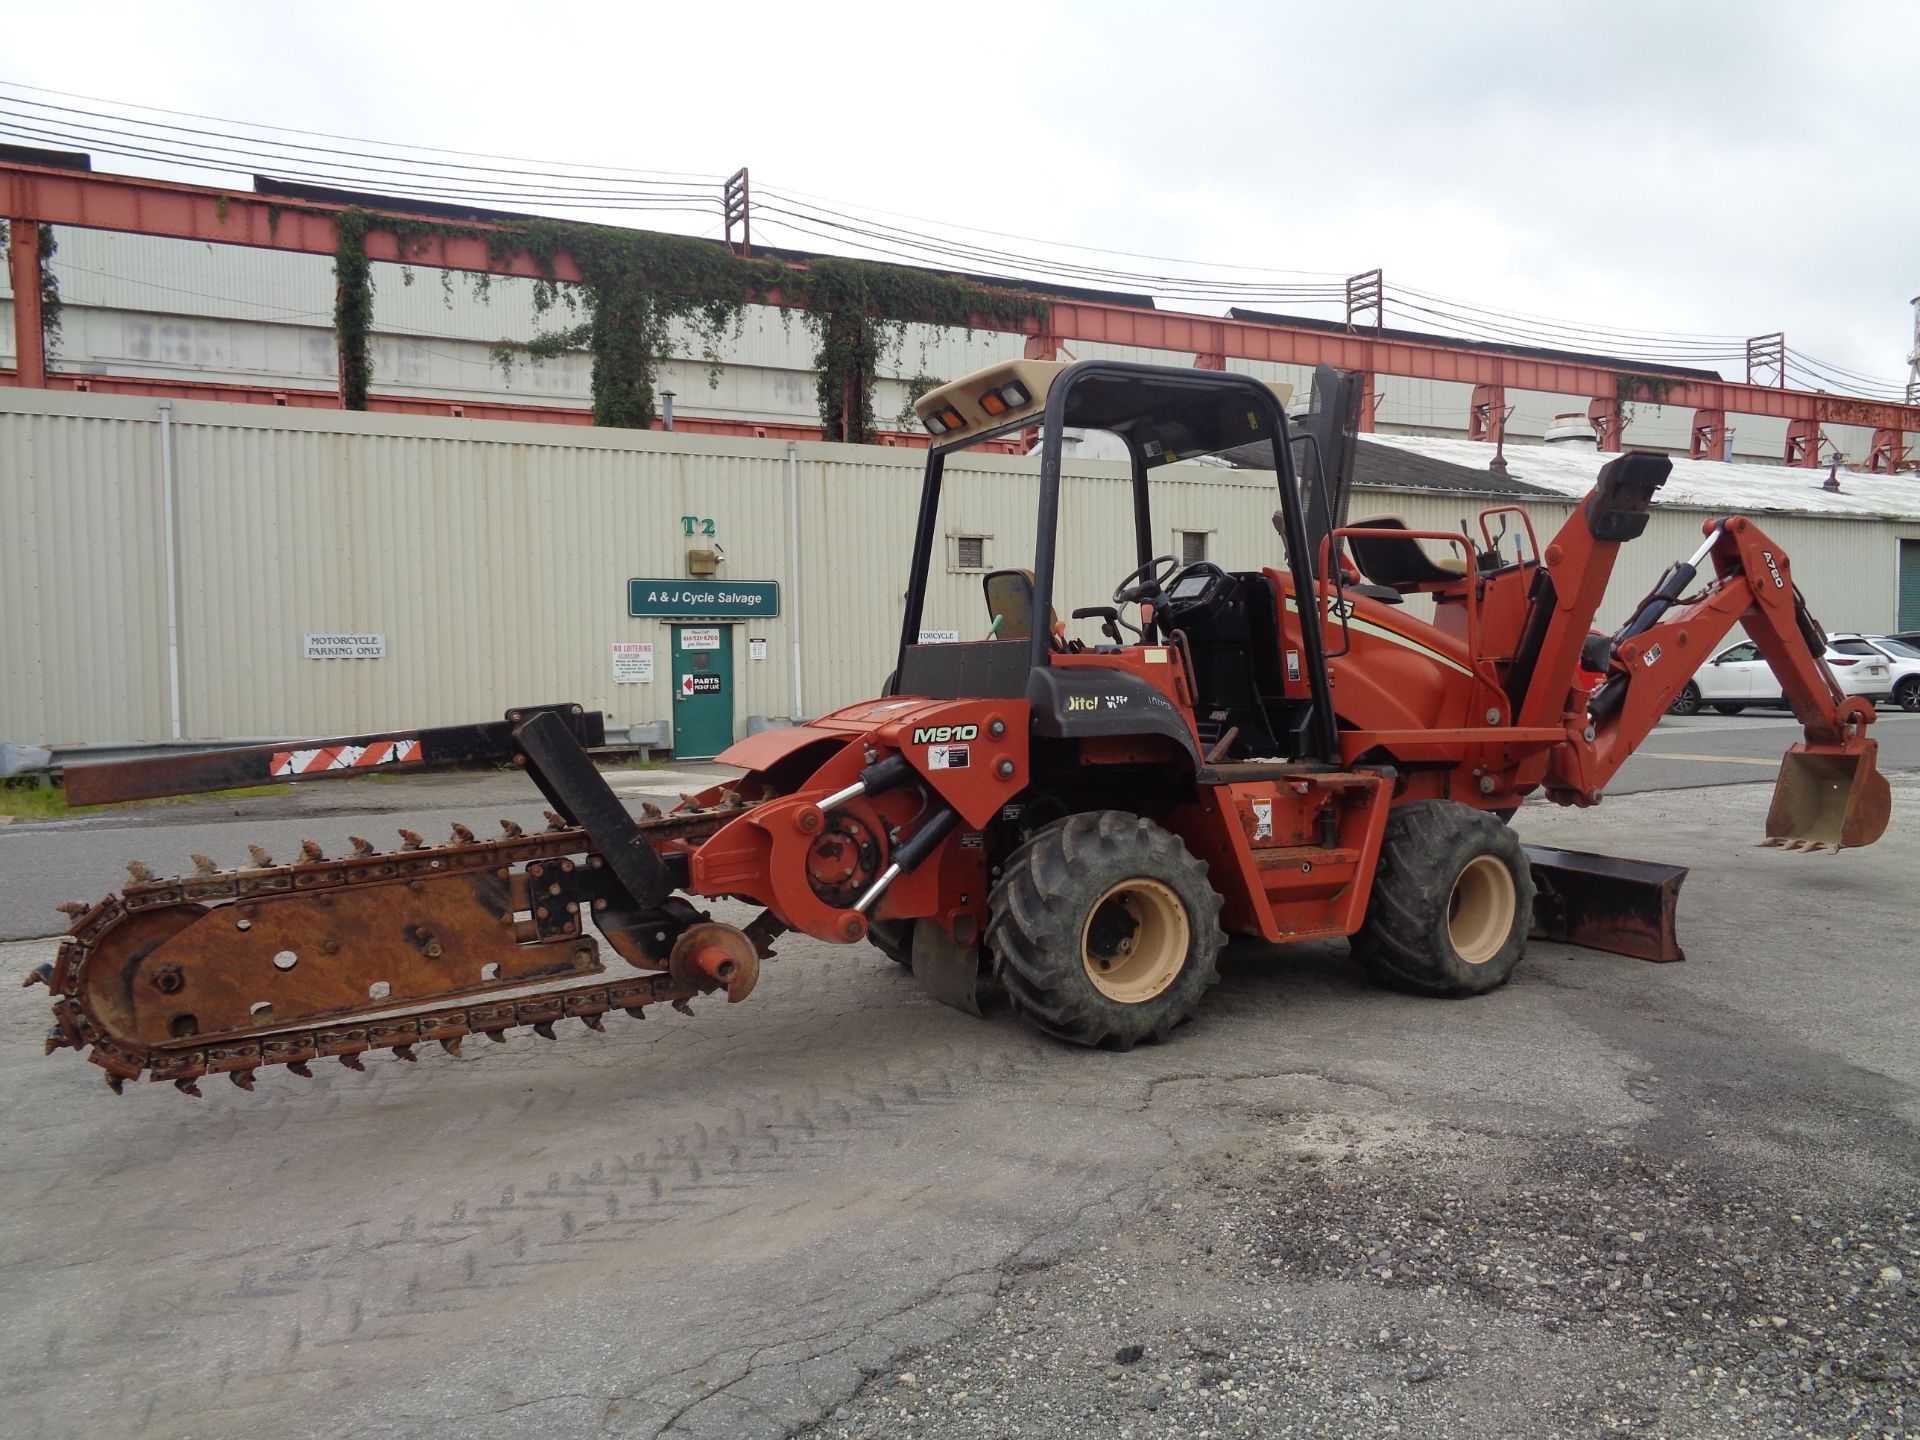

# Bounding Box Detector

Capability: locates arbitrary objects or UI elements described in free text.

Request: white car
[1667,637,1891,716]
[1832,634,1920,712]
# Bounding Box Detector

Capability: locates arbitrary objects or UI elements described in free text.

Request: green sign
[628,579,781,618]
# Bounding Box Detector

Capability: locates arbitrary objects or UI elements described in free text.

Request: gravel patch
[804,1123,1918,1439]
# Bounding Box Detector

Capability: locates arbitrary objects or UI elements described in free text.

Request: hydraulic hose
[1588,526,1724,724]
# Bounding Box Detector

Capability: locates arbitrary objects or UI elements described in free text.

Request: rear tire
[1896,676,1920,713]
[987,811,1224,1049]
[1668,682,1701,716]
[1711,703,1746,716]
[1353,801,1535,997]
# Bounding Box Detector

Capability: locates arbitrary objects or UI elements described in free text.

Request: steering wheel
[1112,554,1181,607]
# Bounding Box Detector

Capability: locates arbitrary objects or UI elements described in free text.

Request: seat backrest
[1346,515,1467,589]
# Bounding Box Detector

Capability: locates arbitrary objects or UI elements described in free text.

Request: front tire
[1668,682,1701,716]
[1353,801,1535,997]
[1896,676,1920,713]
[869,918,914,967]
[987,811,1224,1048]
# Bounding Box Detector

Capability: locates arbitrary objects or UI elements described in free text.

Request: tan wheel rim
[1080,878,1190,1003]
[1448,854,1517,966]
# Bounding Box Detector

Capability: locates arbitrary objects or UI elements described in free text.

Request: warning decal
[270,738,420,777]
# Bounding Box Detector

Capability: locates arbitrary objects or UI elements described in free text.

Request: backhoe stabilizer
[1764,741,1891,852]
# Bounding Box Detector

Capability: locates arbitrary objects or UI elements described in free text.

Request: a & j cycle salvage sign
[627,580,780,618]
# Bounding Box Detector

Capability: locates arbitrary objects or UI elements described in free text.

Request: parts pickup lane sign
[628,580,780,619]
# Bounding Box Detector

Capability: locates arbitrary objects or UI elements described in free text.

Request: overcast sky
[6,0,1916,388]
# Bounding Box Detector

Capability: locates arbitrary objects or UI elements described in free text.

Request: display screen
[1170,575,1210,600]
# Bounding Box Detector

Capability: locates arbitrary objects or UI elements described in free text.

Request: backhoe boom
[1547,516,1889,849]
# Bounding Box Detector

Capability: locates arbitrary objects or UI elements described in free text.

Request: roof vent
[1543,413,1598,451]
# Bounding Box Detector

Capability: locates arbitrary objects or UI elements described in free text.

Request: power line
[3,84,1906,400]
[0,112,725,210]
[0,78,717,179]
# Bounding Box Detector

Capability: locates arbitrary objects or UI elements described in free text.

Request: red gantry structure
[3,158,1915,468]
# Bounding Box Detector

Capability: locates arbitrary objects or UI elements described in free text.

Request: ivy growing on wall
[1613,372,1682,431]
[1,220,65,359]
[326,206,1047,437]
[333,209,375,409]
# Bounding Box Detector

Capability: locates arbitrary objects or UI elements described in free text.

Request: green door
[1900,539,1920,631]
[671,625,734,760]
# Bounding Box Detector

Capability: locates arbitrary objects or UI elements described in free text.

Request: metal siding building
[4,228,1889,464]
[3,387,1917,747]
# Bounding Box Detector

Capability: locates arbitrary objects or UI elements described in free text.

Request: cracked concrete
[1,777,1915,1438]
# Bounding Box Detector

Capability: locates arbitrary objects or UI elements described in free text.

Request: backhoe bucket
[1764,743,1891,852]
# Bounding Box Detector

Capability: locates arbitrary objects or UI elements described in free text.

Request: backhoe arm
[1547,517,1889,850]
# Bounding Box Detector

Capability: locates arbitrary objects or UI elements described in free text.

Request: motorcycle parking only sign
[304,633,385,659]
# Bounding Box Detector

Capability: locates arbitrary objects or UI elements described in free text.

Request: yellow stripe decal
[1284,597,1474,676]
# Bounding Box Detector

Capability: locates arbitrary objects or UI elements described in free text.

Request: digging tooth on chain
[56,900,88,920]
[22,963,53,989]
[127,861,158,884]
[450,822,476,845]
[641,801,663,819]
[678,794,702,812]
[42,804,745,1099]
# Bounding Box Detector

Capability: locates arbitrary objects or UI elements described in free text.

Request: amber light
[978,381,1031,416]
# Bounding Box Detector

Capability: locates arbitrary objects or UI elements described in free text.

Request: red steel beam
[0,369,984,448]
[6,215,45,386]
[5,161,1916,436]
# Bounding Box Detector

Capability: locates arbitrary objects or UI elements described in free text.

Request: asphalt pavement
[1,726,1915,1439]
[1608,707,1920,795]
[3,711,1914,942]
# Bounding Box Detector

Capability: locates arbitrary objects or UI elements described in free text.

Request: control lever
[1072,606,1129,645]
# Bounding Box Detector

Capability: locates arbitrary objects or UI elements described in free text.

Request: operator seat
[1346,515,1467,591]
[1270,510,1401,605]
[982,569,1072,649]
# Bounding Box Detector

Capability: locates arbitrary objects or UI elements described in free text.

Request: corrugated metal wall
[4,388,1916,746]
[15,229,1884,461]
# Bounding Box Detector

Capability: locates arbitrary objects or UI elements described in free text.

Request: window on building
[950,535,988,571]
[1177,530,1210,565]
